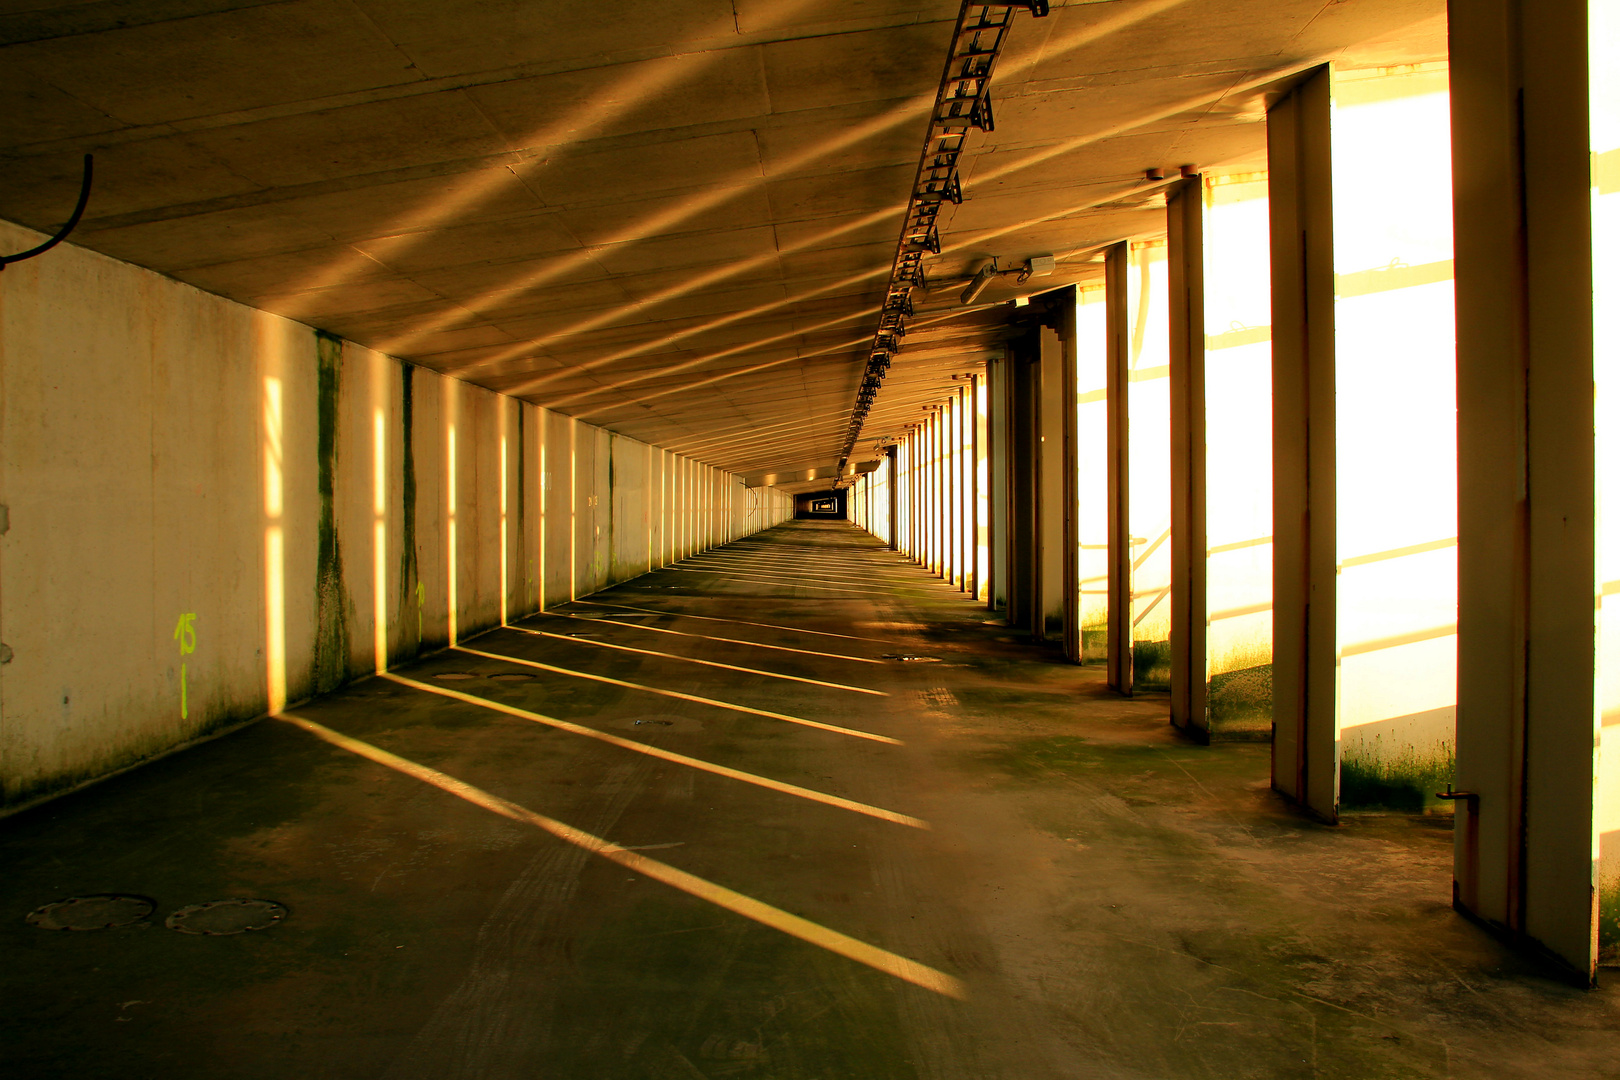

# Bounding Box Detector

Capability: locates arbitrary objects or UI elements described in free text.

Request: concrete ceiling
[0,0,1446,484]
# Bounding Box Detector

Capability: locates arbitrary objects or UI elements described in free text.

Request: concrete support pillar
[978,352,1004,608]
[989,355,1010,610]
[1027,286,1081,660]
[912,427,922,563]
[916,425,924,564]
[959,385,971,592]
[1168,176,1210,738]
[1449,0,1597,983]
[887,445,900,550]
[1007,332,1039,631]
[1268,66,1338,821]
[1059,297,1081,664]
[1104,241,1134,693]
[968,376,981,597]
[947,395,956,584]
[921,420,931,566]
[908,430,918,560]
[927,412,937,572]
[1037,325,1065,642]
[975,371,990,602]
[939,404,946,573]
[946,395,955,581]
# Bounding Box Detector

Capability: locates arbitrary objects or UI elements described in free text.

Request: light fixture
[961,259,999,305]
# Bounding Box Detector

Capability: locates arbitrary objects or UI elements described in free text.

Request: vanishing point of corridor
[2,522,1614,1079]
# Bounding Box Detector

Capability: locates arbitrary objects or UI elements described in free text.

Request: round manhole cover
[166,898,287,936]
[27,894,154,931]
[488,672,535,681]
[432,672,479,681]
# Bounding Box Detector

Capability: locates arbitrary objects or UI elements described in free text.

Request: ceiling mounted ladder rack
[834,0,1048,479]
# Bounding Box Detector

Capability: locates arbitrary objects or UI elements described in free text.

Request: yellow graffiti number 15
[174,612,196,719]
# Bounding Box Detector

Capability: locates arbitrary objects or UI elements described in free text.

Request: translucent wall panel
[946,393,959,586]
[1594,0,1620,964]
[1076,284,1110,661]
[1128,242,1173,687]
[1332,65,1458,810]
[1203,175,1274,735]
[884,454,895,544]
[849,455,895,543]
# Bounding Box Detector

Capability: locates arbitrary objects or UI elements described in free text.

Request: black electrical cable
[0,154,94,270]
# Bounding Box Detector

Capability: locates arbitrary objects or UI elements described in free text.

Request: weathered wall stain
[516,405,526,608]
[313,331,351,694]
[1340,741,1454,813]
[0,223,789,816]
[398,364,420,656]
[1206,662,1273,742]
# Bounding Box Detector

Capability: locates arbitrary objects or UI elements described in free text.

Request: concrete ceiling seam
[0,0,1449,478]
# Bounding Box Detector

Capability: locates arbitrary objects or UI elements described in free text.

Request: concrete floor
[4,520,1619,1079]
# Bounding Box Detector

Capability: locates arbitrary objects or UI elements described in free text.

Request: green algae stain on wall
[1338,706,1455,812]
[1207,662,1272,741]
[397,365,420,655]
[1133,639,1171,691]
[1081,620,1108,663]
[1339,742,1454,813]
[1599,876,1620,967]
[313,332,352,694]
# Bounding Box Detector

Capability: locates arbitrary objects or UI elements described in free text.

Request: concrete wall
[0,221,793,813]
[1594,0,1620,963]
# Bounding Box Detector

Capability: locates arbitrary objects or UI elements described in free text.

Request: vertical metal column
[1450,0,1598,983]
[1268,65,1338,822]
[1104,241,1134,693]
[1168,175,1210,738]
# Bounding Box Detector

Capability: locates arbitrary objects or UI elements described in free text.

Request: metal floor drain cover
[432,672,479,681]
[166,898,287,936]
[881,654,941,663]
[488,672,535,681]
[27,894,154,931]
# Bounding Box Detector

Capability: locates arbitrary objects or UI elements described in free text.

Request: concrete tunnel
[1,1,1618,1075]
